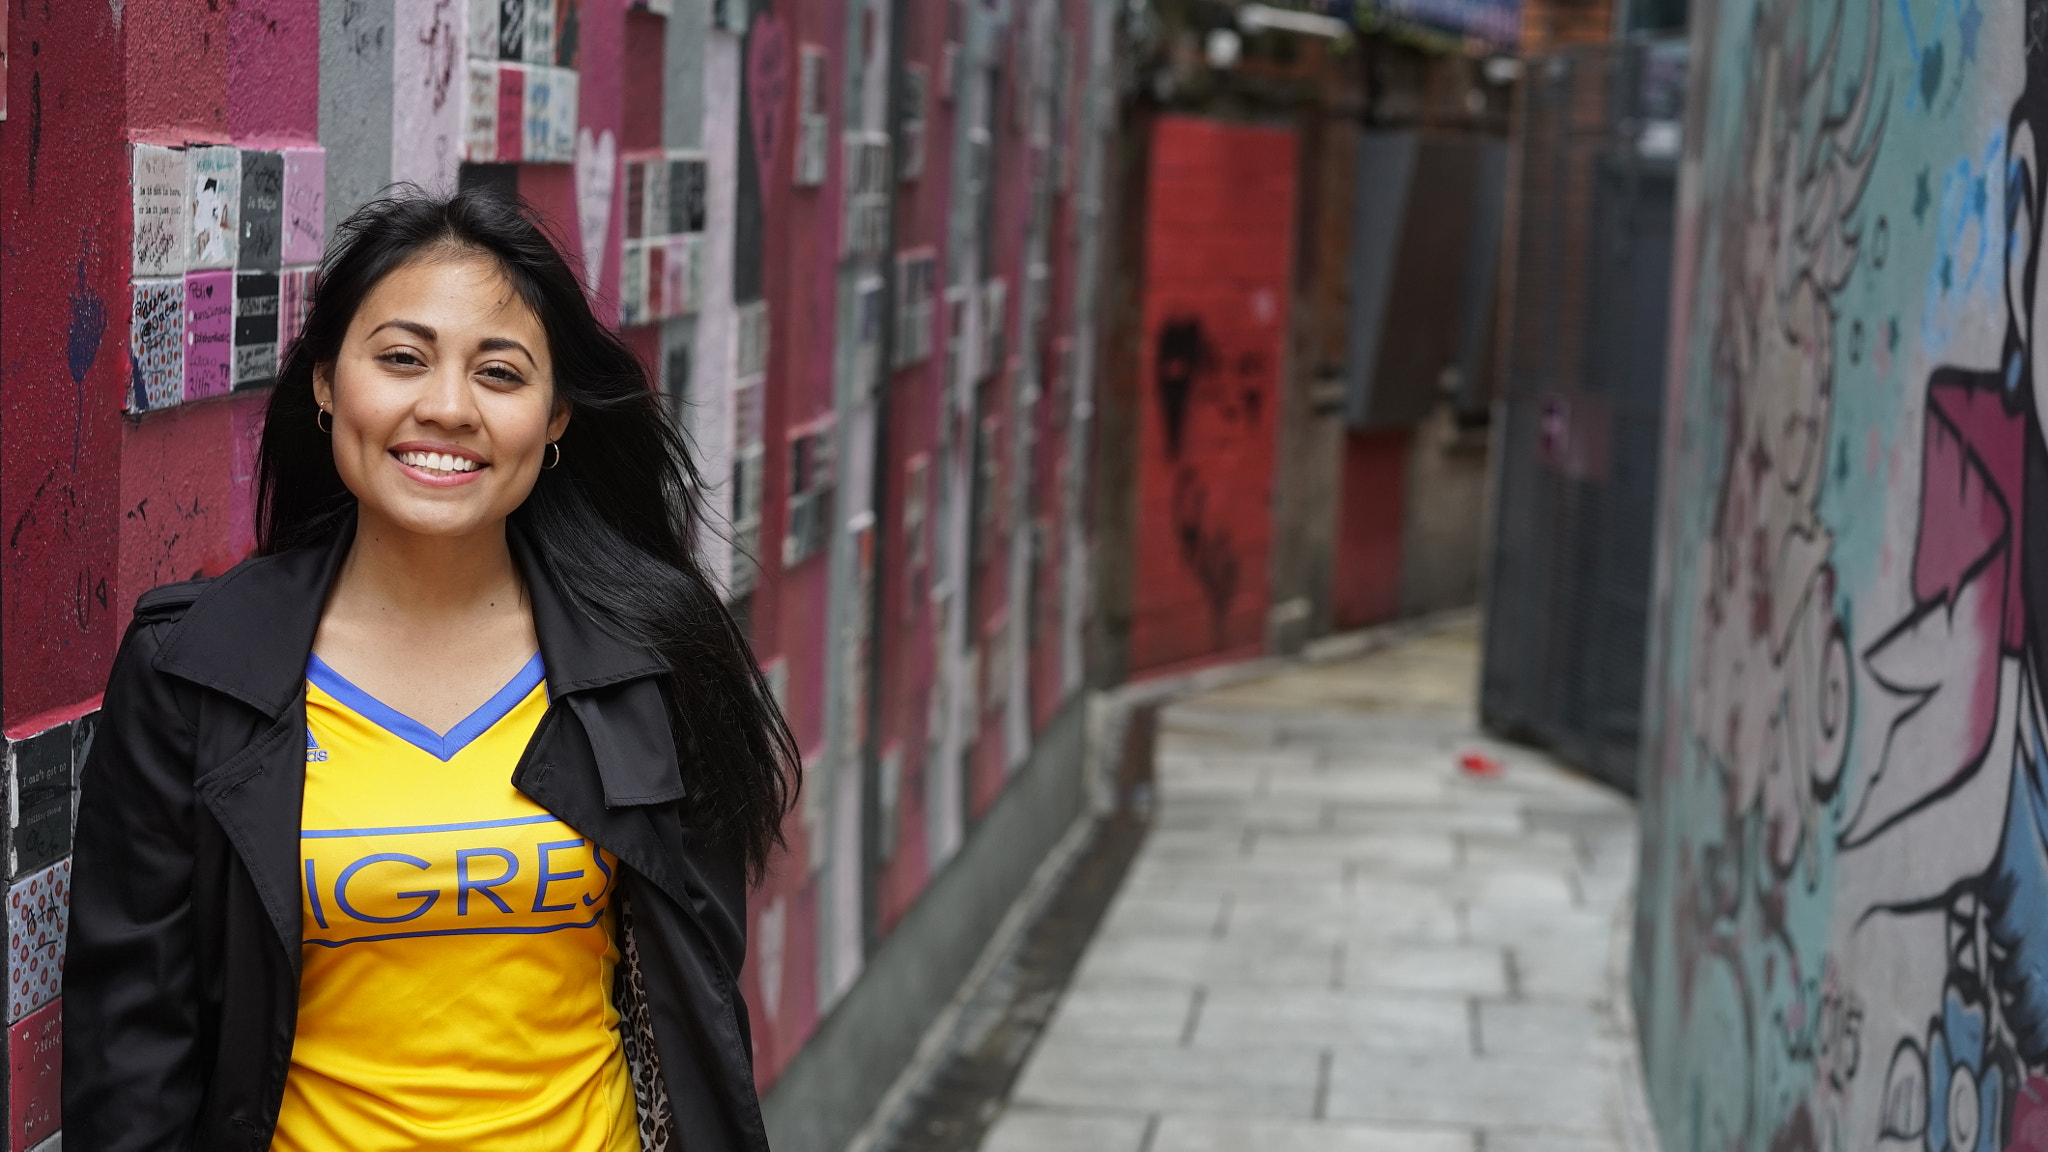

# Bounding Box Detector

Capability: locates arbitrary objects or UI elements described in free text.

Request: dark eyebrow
[368,319,437,342]
[477,336,537,365]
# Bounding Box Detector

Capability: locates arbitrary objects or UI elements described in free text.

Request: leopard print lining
[614,891,677,1152]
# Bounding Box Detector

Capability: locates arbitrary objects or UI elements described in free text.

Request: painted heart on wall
[573,126,616,295]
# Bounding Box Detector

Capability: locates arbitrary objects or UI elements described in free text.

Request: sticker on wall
[185,271,234,401]
[524,0,555,66]
[281,147,326,266]
[469,0,500,61]
[9,999,59,1152]
[671,154,707,234]
[619,240,648,326]
[239,150,284,273]
[574,127,616,293]
[496,63,526,163]
[129,278,186,413]
[663,234,695,316]
[498,0,526,61]
[7,728,68,881]
[465,59,500,162]
[550,67,579,162]
[235,271,281,388]
[133,144,188,277]
[281,267,316,354]
[523,66,555,162]
[7,860,70,1024]
[643,157,670,241]
[188,144,241,271]
[646,243,666,319]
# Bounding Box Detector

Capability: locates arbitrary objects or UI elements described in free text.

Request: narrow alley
[982,618,1655,1152]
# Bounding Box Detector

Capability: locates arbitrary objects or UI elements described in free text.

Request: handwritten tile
[9,998,59,1152]
[237,149,283,272]
[132,144,188,277]
[465,59,499,163]
[467,0,499,60]
[523,64,556,162]
[281,266,316,354]
[619,241,648,327]
[495,63,526,163]
[497,0,525,61]
[546,66,578,162]
[670,153,707,234]
[184,270,234,401]
[234,271,281,388]
[281,147,326,266]
[643,156,671,240]
[7,728,68,881]
[8,860,70,1023]
[128,278,185,413]
[187,144,241,271]
[523,0,554,66]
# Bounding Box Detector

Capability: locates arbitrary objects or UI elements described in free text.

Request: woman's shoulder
[132,577,215,626]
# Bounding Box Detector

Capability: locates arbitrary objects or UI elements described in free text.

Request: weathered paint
[1632,2,2048,1151]
[1127,116,1295,677]
[1,0,127,728]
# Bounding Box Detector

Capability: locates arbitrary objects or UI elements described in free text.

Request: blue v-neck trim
[306,652,547,762]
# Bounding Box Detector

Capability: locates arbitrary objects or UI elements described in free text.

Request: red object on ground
[1459,751,1503,777]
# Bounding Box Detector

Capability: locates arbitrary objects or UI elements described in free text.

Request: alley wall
[0,1,1115,1148]
[1634,1,2048,1149]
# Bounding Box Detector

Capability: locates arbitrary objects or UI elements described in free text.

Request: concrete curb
[1606,883,1662,1152]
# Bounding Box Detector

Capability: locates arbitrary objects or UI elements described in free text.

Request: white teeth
[399,450,479,474]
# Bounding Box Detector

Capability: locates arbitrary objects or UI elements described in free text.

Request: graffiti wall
[0,0,1115,1139]
[1633,1,2048,1149]
[1127,116,1296,676]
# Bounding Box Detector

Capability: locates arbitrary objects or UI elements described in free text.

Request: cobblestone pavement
[977,617,1654,1152]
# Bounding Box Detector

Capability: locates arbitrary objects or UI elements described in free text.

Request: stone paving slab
[976,617,1653,1152]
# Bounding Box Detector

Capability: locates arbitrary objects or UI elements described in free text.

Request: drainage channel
[866,807,1150,1152]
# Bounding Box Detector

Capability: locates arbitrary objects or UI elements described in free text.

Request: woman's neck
[314,510,541,733]
[335,510,524,622]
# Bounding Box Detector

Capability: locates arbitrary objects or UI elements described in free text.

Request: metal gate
[1479,36,1688,794]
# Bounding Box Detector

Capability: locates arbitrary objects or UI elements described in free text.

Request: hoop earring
[316,407,333,434]
[544,440,562,469]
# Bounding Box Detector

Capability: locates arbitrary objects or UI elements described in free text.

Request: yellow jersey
[272,653,638,1152]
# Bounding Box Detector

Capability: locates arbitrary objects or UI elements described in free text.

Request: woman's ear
[312,362,337,413]
[548,394,572,443]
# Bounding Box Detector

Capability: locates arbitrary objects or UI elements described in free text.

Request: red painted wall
[1127,116,1296,677]
[1,2,129,733]
[1332,429,1408,631]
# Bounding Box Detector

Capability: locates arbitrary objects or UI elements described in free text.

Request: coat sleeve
[63,616,205,1151]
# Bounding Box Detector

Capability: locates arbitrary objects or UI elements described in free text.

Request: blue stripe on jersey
[305,652,547,762]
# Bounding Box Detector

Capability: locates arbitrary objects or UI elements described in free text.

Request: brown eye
[378,351,425,368]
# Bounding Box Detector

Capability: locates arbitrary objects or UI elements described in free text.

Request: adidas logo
[306,731,330,763]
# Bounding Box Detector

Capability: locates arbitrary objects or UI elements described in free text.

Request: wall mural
[1637,1,2048,1150]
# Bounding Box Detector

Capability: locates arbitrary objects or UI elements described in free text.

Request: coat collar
[154,512,668,719]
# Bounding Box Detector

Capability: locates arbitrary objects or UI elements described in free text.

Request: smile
[394,450,483,476]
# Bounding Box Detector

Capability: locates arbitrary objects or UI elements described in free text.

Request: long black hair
[257,187,798,881]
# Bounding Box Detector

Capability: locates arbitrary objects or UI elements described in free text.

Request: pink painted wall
[127,0,230,145]
[228,0,320,146]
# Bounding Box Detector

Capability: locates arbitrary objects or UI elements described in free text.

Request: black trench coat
[62,520,770,1152]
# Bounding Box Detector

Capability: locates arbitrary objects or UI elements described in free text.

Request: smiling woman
[61,189,798,1152]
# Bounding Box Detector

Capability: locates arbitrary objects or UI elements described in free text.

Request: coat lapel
[151,514,686,962]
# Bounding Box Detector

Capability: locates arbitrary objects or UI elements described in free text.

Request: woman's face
[314,250,568,541]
